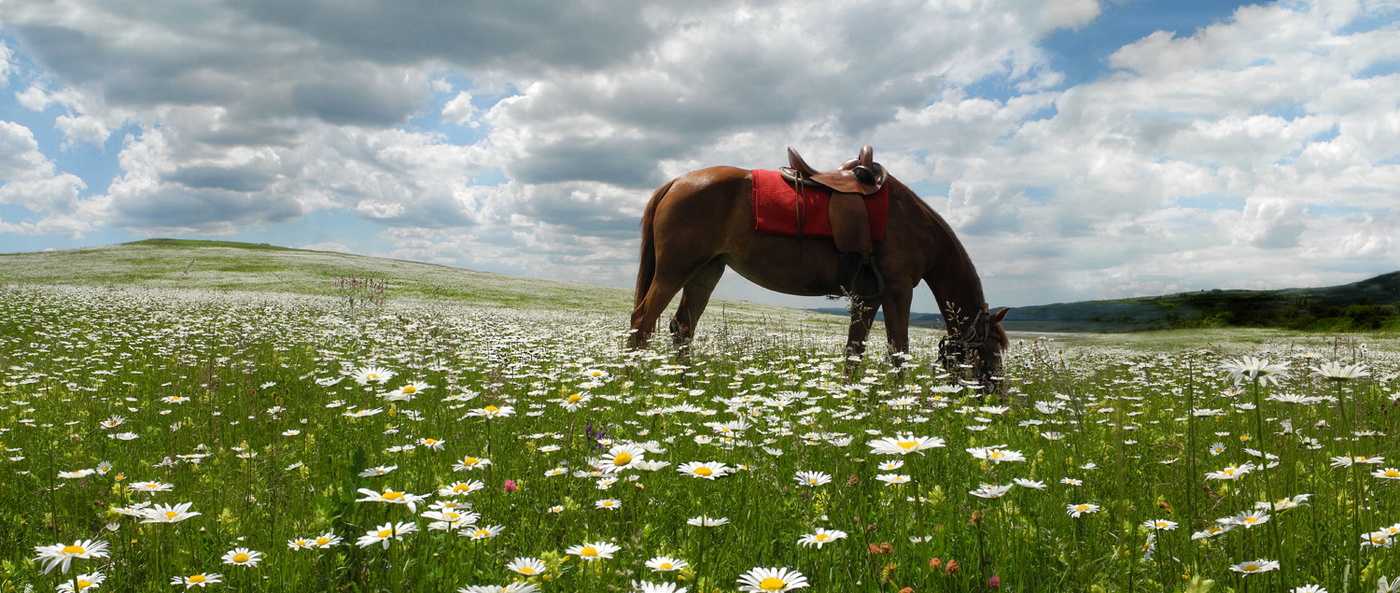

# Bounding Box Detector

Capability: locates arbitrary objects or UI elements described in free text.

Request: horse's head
[938,306,1010,390]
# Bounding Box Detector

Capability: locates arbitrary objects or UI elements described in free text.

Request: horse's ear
[990,307,1010,324]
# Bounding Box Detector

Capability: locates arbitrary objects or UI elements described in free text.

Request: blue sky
[2,0,1399,313]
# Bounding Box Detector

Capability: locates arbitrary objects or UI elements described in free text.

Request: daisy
[969,484,1013,499]
[1363,530,1394,548]
[287,538,314,551]
[596,498,623,510]
[33,539,110,574]
[1191,524,1234,540]
[1060,478,1083,486]
[1372,468,1400,480]
[457,584,539,593]
[794,471,832,487]
[353,366,395,385]
[506,557,548,576]
[1013,478,1047,490]
[313,531,343,548]
[736,566,809,593]
[355,488,427,513]
[356,522,417,549]
[1205,463,1255,481]
[1313,362,1368,381]
[687,515,729,527]
[418,437,446,450]
[677,461,731,479]
[966,446,1026,464]
[646,556,689,572]
[220,547,262,567]
[359,465,398,478]
[453,456,493,471]
[460,525,506,540]
[1380,576,1400,593]
[439,480,486,497]
[171,573,223,589]
[129,481,174,493]
[876,474,912,486]
[140,502,200,523]
[1229,559,1279,576]
[1067,503,1100,518]
[55,571,105,592]
[422,510,479,530]
[1222,357,1290,385]
[1142,519,1178,531]
[1290,584,1327,593]
[597,443,647,473]
[635,583,687,593]
[797,528,848,548]
[559,392,592,411]
[464,405,514,418]
[1228,510,1270,528]
[877,460,905,471]
[387,381,430,399]
[868,434,946,455]
[566,541,622,560]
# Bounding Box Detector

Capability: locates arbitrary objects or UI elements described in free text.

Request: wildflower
[423,510,479,530]
[453,456,493,471]
[171,573,223,589]
[1313,362,1368,381]
[1013,478,1047,490]
[596,498,622,510]
[1229,559,1279,576]
[464,405,514,418]
[966,446,1025,464]
[1205,463,1255,481]
[1373,468,1400,480]
[59,469,96,479]
[506,557,548,576]
[1228,510,1270,528]
[55,571,105,592]
[646,556,689,572]
[868,434,946,456]
[220,547,262,567]
[1290,584,1327,593]
[736,566,809,593]
[440,480,486,497]
[460,525,506,540]
[458,584,540,593]
[355,487,427,513]
[1191,524,1234,540]
[687,515,730,527]
[794,471,832,487]
[677,461,731,479]
[969,483,1013,499]
[140,502,200,523]
[287,538,313,550]
[566,541,621,560]
[1222,357,1290,385]
[876,474,913,486]
[130,481,174,493]
[1363,530,1394,548]
[313,532,343,548]
[1380,576,1399,593]
[356,522,417,549]
[1142,519,1178,531]
[353,366,395,385]
[34,539,110,574]
[597,443,647,473]
[503,480,517,493]
[797,528,848,548]
[635,582,687,593]
[1066,503,1100,518]
[359,465,398,478]
[1060,478,1082,486]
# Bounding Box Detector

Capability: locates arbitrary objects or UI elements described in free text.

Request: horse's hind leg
[630,254,715,350]
[670,259,726,349]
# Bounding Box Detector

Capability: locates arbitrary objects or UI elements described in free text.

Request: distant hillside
[815,271,1400,333]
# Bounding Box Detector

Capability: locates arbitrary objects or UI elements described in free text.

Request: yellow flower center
[474,530,490,538]
[519,567,535,574]
[1076,505,1090,512]
[165,511,179,520]
[693,467,713,476]
[897,440,918,451]
[484,406,499,413]
[315,537,330,545]
[61,545,86,555]
[463,457,478,465]
[816,534,830,542]
[233,553,250,563]
[444,513,459,520]
[659,563,673,570]
[613,453,633,466]
[760,577,787,591]
[1385,470,1399,477]
[1243,564,1260,571]
[402,386,416,394]
[378,529,393,538]
[366,374,379,380]
[809,479,818,484]
[190,575,207,584]
[382,491,404,500]
[76,580,92,589]
[453,484,471,492]
[1243,517,1258,524]
[423,438,437,445]
[567,394,582,404]
[580,546,598,557]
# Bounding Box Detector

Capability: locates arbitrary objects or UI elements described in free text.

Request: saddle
[778,145,889,300]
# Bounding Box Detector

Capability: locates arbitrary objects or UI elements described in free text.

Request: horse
[627,155,1010,386]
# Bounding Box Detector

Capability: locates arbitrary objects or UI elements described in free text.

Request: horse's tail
[633,179,674,314]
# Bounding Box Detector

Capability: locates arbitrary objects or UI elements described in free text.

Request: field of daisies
[4,282,1400,593]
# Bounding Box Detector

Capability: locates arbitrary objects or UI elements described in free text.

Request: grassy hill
[816,271,1400,333]
[0,238,855,332]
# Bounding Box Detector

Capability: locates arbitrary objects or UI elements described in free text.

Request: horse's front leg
[844,297,880,380]
[880,286,914,381]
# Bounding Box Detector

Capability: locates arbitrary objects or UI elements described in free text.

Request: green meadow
[2,241,1398,593]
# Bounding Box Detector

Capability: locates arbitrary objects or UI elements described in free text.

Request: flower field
[3,283,1400,593]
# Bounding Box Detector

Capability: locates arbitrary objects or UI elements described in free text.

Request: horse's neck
[920,218,987,338]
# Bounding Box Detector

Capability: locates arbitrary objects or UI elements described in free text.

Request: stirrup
[840,254,884,301]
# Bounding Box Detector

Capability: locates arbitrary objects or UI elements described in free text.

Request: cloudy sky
[1,0,1398,312]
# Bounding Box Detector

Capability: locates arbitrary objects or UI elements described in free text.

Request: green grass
[3,244,1400,593]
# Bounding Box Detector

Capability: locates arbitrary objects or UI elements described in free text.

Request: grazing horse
[627,156,1009,385]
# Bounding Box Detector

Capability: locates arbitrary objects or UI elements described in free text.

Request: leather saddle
[780,145,887,196]
[778,145,888,300]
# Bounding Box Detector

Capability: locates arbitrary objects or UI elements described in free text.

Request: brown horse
[627,161,1010,385]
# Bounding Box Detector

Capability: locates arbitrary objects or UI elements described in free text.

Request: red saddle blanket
[751,169,889,241]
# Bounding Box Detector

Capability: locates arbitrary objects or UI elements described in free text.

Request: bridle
[937,309,1000,383]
